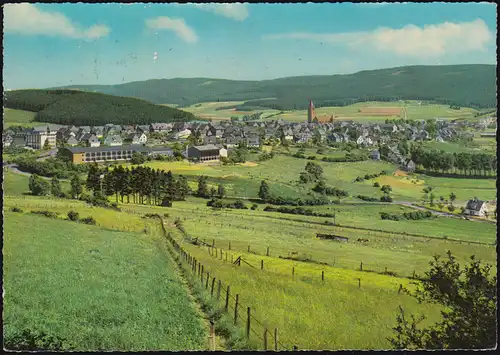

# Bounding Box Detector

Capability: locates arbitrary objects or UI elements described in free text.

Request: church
[307,100,334,124]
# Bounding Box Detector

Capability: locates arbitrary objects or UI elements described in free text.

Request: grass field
[3,212,207,351]
[3,108,47,128]
[180,100,481,123]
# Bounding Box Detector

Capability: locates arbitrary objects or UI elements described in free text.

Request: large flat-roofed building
[26,124,62,149]
[186,144,221,162]
[60,145,173,164]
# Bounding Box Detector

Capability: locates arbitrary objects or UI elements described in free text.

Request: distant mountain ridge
[51,64,497,109]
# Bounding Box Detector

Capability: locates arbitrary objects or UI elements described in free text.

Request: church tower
[307,99,315,123]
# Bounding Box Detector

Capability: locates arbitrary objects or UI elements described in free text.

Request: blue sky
[3,2,497,89]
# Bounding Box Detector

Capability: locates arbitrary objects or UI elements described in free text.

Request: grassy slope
[3,211,207,351]
[3,108,46,128]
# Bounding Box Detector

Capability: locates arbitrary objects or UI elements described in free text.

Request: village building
[25,125,61,149]
[186,144,222,162]
[80,133,101,147]
[59,145,173,164]
[464,198,488,217]
[104,135,123,146]
[124,133,147,145]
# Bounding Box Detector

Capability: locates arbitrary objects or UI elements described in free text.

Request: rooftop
[191,144,221,151]
[64,145,169,154]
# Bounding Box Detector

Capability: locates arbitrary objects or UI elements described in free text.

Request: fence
[157,217,291,350]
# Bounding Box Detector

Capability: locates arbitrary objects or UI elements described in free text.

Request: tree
[217,184,226,199]
[29,174,50,196]
[449,192,457,206]
[305,162,323,181]
[50,176,62,197]
[380,185,393,194]
[70,174,83,199]
[43,139,51,150]
[196,175,209,198]
[86,163,101,196]
[429,192,436,206]
[258,180,271,201]
[176,175,191,200]
[388,251,496,349]
[131,152,146,165]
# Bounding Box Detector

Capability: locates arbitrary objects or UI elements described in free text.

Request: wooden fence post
[412,270,416,278]
[246,307,251,338]
[210,320,216,351]
[206,271,210,289]
[231,255,234,264]
[385,266,387,273]
[229,241,231,250]
[322,270,325,281]
[217,280,222,300]
[398,284,403,294]
[263,328,268,350]
[274,328,278,351]
[261,260,264,270]
[360,261,363,271]
[358,278,361,288]
[225,286,230,312]
[266,246,270,256]
[248,245,250,253]
[215,248,218,258]
[211,277,216,297]
[220,249,223,260]
[234,294,239,325]
[292,266,295,277]
[213,238,215,247]
[201,265,204,279]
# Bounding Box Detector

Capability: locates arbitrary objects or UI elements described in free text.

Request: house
[80,133,101,147]
[104,135,123,146]
[246,135,260,147]
[150,123,171,133]
[209,125,224,138]
[464,198,488,217]
[435,135,445,143]
[2,133,14,148]
[11,136,27,148]
[403,159,416,173]
[65,136,79,146]
[25,124,61,149]
[203,135,218,145]
[224,135,242,148]
[175,129,192,139]
[122,125,136,135]
[124,133,147,145]
[369,150,380,160]
[186,144,222,162]
[136,125,151,135]
[356,136,365,146]
[91,126,105,138]
[480,132,496,138]
[149,147,173,158]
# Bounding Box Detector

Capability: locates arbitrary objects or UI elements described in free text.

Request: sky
[3,2,497,89]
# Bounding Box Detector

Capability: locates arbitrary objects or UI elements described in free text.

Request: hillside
[3,89,197,126]
[51,65,496,109]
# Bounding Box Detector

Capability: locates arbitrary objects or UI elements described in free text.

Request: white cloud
[145,16,198,43]
[263,19,494,58]
[187,3,249,21]
[3,3,110,40]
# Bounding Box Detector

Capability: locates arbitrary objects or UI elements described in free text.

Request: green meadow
[3,108,46,128]
[3,211,207,351]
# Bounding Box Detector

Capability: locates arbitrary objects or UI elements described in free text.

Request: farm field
[3,108,47,128]
[179,100,481,123]
[165,224,442,349]
[3,211,207,351]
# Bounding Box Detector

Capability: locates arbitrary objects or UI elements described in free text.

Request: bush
[250,204,258,210]
[9,207,23,213]
[373,182,380,187]
[357,195,379,202]
[67,210,80,221]
[161,199,173,207]
[80,216,96,225]
[380,211,434,221]
[30,210,59,218]
[380,195,393,202]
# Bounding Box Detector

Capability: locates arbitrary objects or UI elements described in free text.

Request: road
[398,201,494,224]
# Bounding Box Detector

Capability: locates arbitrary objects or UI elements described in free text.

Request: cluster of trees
[299,162,324,183]
[380,211,434,221]
[263,205,336,218]
[16,156,89,179]
[354,170,387,182]
[194,176,226,199]
[221,142,250,165]
[321,152,368,163]
[356,195,380,202]
[312,181,349,198]
[86,163,191,205]
[410,145,496,176]
[206,199,254,210]
[258,151,274,161]
[4,89,196,126]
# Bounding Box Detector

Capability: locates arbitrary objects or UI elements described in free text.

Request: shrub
[67,210,80,221]
[9,207,23,213]
[161,199,173,207]
[373,182,380,187]
[250,204,258,210]
[80,216,96,225]
[448,205,456,212]
[30,210,59,218]
[380,195,393,202]
[357,195,379,202]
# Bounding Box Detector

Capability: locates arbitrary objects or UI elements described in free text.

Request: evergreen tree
[258,180,271,201]
[103,168,116,198]
[50,176,62,197]
[196,175,209,198]
[70,174,83,199]
[86,163,102,196]
[176,175,191,200]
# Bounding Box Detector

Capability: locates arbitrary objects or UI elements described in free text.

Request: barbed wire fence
[158,217,292,351]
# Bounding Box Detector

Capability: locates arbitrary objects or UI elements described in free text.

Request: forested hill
[3,89,197,125]
[50,64,497,109]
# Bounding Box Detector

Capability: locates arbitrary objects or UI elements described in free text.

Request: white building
[25,125,60,149]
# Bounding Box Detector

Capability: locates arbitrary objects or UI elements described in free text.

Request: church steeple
[307,99,316,123]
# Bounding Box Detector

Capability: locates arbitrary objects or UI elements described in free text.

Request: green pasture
[3,212,207,351]
[168,225,443,350]
[3,108,46,128]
